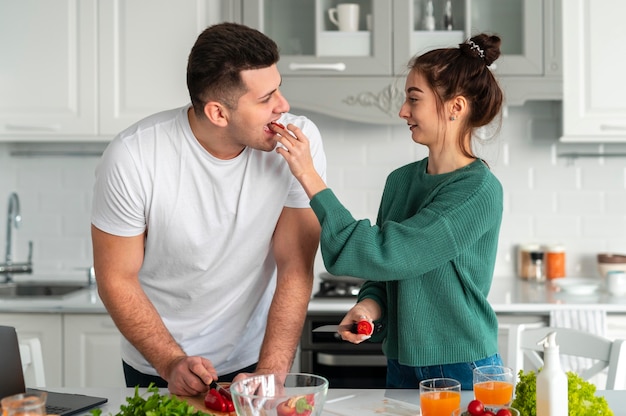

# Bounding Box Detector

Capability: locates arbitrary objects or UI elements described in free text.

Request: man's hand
[164,356,218,396]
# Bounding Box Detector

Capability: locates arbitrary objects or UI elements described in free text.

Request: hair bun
[462,34,501,66]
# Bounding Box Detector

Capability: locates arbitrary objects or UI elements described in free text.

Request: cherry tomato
[466,399,485,416]
[204,388,227,412]
[496,410,512,416]
[483,411,496,416]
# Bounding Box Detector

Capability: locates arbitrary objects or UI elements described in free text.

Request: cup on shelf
[607,270,626,296]
[328,3,360,32]
[419,378,461,416]
[472,365,514,408]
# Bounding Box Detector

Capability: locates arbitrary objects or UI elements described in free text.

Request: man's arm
[91,225,217,395]
[255,207,320,374]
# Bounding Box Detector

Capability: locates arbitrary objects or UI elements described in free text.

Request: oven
[300,273,388,388]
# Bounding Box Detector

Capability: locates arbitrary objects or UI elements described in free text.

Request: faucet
[1,192,33,282]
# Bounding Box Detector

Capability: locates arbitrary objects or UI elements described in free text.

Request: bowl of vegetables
[229,373,328,416]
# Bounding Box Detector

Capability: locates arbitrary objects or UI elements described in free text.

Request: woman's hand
[337,299,382,344]
[273,123,327,199]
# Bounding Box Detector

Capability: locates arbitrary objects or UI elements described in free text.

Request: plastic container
[545,244,566,280]
[536,332,568,416]
[518,243,543,280]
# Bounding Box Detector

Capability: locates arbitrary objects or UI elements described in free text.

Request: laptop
[0,326,108,416]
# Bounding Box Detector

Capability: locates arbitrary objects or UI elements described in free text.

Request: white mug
[328,3,360,32]
[607,271,626,296]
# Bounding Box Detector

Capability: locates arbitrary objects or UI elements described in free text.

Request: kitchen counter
[2,276,626,315]
[308,277,626,315]
[48,387,626,416]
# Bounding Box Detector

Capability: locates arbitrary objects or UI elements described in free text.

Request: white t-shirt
[91,105,327,375]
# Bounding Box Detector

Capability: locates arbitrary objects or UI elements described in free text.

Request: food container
[517,243,543,280]
[545,244,566,279]
[597,253,626,279]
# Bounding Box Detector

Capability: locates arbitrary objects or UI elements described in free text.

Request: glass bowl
[229,373,328,416]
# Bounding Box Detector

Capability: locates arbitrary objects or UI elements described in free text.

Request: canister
[545,244,566,279]
[517,243,543,280]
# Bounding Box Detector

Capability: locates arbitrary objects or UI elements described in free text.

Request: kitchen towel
[549,308,607,384]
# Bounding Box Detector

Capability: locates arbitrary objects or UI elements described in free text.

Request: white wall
[1,100,626,282]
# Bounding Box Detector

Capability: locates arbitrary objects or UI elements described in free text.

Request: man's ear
[203,101,229,127]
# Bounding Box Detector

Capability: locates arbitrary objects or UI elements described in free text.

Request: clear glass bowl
[230,373,329,416]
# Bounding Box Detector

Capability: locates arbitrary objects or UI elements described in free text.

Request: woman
[274,33,504,390]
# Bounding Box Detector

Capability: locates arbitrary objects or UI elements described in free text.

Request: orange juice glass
[473,365,514,407]
[419,378,461,416]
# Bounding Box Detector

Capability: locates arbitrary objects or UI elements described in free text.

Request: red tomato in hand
[496,410,512,416]
[466,399,485,416]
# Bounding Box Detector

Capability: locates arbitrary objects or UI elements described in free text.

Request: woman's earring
[449,115,456,121]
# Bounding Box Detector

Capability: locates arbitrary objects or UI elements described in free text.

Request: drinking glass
[1,391,47,416]
[419,378,461,416]
[473,365,514,407]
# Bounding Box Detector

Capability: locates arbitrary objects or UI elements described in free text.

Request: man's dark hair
[187,22,280,115]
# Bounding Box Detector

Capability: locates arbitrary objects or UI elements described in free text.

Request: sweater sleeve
[309,169,502,281]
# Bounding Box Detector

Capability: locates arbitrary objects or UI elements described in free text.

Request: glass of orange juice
[473,365,514,407]
[1,391,47,416]
[419,378,461,416]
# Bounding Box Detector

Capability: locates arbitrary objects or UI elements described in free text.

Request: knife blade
[313,321,381,335]
[209,380,232,401]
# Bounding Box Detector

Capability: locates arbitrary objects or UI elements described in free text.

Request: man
[91,22,326,396]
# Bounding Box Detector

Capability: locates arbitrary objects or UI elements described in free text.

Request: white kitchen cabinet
[560,0,626,142]
[243,0,562,123]
[63,314,124,387]
[0,0,233,141]
[0,0,98,138]
[0,313,63,387]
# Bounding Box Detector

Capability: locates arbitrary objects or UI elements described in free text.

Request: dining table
[50,387,626,416]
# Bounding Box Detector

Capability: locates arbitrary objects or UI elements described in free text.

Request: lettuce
[511,370,613,416]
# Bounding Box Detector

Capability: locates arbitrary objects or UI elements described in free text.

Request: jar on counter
[545,244,566,279]
[518,243,543,280]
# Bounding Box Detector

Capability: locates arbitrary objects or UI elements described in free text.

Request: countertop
[48,387,626,416]
[2,275,626,315]
[308,277,626,314]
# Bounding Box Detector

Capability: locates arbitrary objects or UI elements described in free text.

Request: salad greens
[90,383,215,416]
[511,369,613,416]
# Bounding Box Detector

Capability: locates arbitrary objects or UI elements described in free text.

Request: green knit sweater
[309,158,503,367]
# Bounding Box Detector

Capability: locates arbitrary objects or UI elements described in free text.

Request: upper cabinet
[0,0,234,141]
[242,0,562,124]
[561,0,626,143]
[0,0,98,138]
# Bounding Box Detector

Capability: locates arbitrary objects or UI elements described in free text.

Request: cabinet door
[0,314,63,387]
[561,0,626,142]
[0,0,97,138]
[242,0,393,76]
[98,0,229,136]
[63,314,125,387]
[394,0,544,76]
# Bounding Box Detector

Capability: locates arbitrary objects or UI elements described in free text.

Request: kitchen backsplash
[1,100,626,281]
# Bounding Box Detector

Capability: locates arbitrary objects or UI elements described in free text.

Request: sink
[0,281,88,298]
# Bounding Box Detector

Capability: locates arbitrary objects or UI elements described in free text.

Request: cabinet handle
[601,125,626,131]
[5,124,62,132]
[288,63,347,72]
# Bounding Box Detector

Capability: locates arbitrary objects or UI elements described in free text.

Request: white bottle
[536,332,568,416]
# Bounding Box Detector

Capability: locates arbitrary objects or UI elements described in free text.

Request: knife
[209,380,232,401]
[313,321,382,335]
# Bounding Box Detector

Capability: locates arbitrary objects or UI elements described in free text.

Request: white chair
[511,326,626,390]
[19,337,46,387]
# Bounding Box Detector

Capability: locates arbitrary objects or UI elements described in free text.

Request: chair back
[516,326,626,390]
[18,338,46,387]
